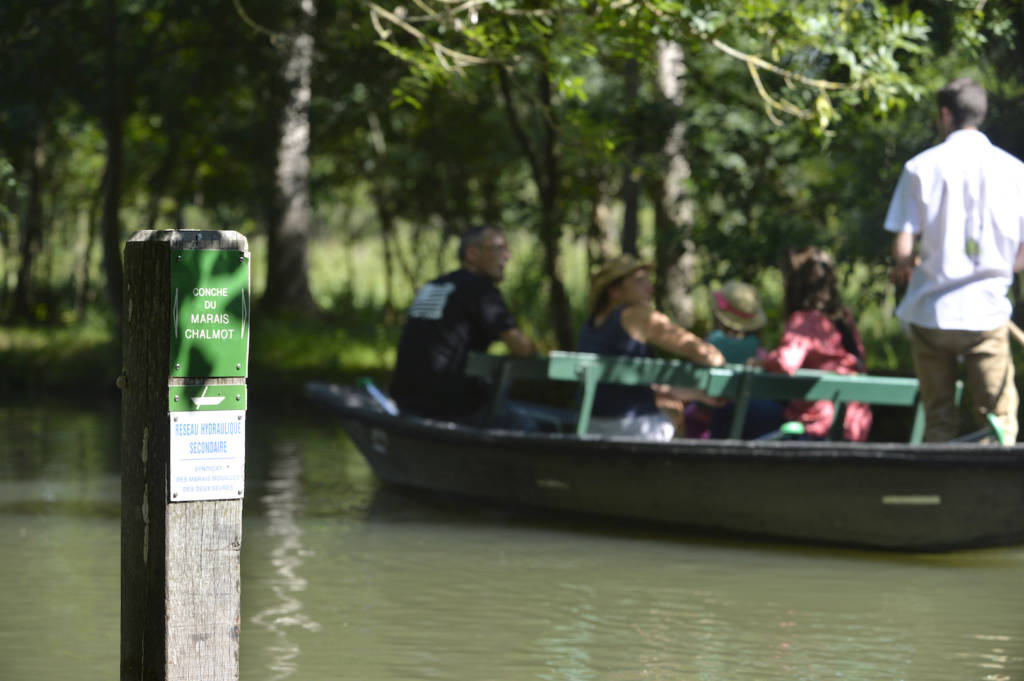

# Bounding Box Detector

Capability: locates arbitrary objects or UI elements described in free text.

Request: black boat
[306,352,1024,552]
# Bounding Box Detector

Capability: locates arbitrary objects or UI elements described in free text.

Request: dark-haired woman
[760,247,873,441]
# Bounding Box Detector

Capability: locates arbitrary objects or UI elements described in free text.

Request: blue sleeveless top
[577,308,659,417]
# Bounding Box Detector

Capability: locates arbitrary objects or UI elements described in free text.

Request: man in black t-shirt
[390,225,536,423]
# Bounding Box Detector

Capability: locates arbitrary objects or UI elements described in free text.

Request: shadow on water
[359,481,1024,569]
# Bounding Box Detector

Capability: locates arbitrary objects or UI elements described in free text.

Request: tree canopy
[0,0,1021,364]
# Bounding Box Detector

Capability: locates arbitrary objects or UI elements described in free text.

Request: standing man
[389,224,537,425]
[885,77,1024,443]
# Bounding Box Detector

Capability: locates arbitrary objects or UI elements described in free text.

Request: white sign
[169,410,245,502]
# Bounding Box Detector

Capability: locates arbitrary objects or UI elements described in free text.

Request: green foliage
[836,260,911,371]
[1,0,1023,385]
[369,0,944,133]
[0,308,119,396]
[249,309,398,390]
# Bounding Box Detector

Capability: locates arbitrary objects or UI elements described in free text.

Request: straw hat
[588,254,652,315]
[712,280,766,332]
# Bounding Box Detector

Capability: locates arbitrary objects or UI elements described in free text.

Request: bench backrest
[465,351,931,442]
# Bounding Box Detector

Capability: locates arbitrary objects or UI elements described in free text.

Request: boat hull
[310,382,1024,551]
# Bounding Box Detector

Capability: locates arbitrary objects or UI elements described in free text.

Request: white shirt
[884,129,1024,330]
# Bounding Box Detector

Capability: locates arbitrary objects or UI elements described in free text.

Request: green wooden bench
[465,350,965,443]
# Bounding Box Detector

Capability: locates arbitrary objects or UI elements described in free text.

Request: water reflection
[0,399,121,681]
[1,400,1023,681]
[249,443,321,680]
[283,478,1024,681]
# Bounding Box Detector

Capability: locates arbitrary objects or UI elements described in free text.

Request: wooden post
[121,230,250,681]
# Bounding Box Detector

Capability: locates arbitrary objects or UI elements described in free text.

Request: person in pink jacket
[760,247,873,441]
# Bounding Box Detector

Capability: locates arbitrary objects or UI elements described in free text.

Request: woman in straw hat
[757,247,872,441]
[578,254,726,440]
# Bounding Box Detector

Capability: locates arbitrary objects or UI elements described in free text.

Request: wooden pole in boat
[120,230,250,681]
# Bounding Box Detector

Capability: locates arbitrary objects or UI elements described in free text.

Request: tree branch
[746,61,810,124]
[711,38,848,91]
[232,0,284,44]
[369,2,490,72]
[709,38,846,125]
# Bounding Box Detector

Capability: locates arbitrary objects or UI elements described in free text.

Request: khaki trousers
[909,324,1018,443]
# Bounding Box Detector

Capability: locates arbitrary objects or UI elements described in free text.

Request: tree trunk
[12,124,46,320]
[620,59,640,257]
[144,131,179,230]
[586,188,616,269]
[173,158,203,230]
[100,112,125,320]
[535,71,573,350]
[262,0,316,313]
[74,182,104,318]
[100,0,124,320]
[653,40,696,327]
[0,229,7,313]
[497,66,574,349]
[538,204,573,349]
[374,189,396,315]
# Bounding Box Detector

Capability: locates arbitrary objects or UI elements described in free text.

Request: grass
[0,223,926,404]
[0,263,920,402]
[0,301,402,404]
[247,306,400,402]
[0,310,121,399]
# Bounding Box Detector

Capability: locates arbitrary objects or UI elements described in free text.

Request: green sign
[170,249,250,378]
[168,385,247,412]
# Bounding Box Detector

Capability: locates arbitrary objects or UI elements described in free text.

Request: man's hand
[889,255,918,286]
[500,327,536,357]
[890,231,917,286]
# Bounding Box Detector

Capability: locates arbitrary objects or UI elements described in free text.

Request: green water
[1,400,1021,681]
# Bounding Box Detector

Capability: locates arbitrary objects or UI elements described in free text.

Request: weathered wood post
[121,230,250,681]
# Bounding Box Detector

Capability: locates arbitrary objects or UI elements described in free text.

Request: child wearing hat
[577,254,726,440]
[708,280,768,362]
